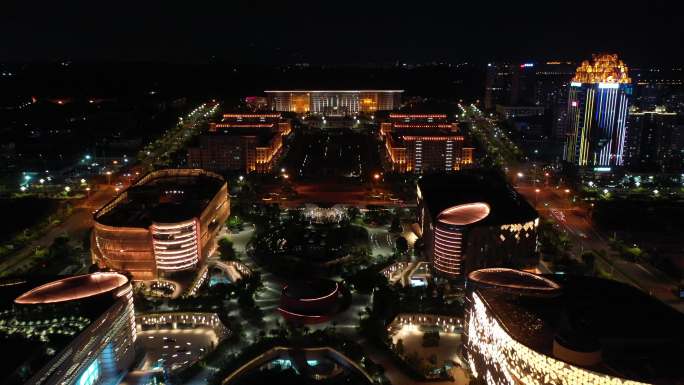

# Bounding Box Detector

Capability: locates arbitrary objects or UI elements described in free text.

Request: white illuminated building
[464,268,682,385]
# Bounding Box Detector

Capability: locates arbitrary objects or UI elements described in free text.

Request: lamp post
[106,171,112,185]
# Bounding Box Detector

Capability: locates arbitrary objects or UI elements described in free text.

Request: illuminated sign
[570,82,582,87]
[598,82,620,89]
[520,63,534,68]
[593,167,612,172]
[571,101,578,107]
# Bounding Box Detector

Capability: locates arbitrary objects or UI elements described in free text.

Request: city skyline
[1,5,683,385]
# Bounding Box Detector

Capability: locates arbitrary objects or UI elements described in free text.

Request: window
[77,360,99,385]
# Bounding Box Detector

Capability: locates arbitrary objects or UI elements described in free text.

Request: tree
[581,250,598,274]
[390,215,402,233]
[347,207,361,221]
[395,236,409,255]
[218,237,236,260]
[48,235,74,261]
[395,338,404,355]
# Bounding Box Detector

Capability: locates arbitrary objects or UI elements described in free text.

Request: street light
[80,178,86,184]
[106,171,112,185]
[653,189,659,195]
[238,175,244,182]
[517,172,524,178]
[64,186,71,193]
[373,173,381,181]
[39,178,45,184]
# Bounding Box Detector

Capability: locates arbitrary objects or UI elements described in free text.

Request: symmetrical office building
[265,90,403,115]
[564,54,632,166]
[626,106,682,172]
[417,171,538,280]
[464,268,684,385]
[1,273,136,385]
[91,169,229,280]
[382,114,474,173]
[187,113,291,173]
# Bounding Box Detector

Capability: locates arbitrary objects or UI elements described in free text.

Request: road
[0,185,116,276]
[517,182,684,313]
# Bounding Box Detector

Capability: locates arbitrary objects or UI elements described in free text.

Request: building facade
[382,114,474,173]
[464,268,684,385]
[265,90,403,115]
[91,169,229,280]
[564,54,632,166]
[417,172,538,281]
[2,273,136,385]
[187,113,290,173]
[626,106,681,172]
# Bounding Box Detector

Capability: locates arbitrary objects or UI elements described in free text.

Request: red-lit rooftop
[14,272,129,305]
[437,202,490,225]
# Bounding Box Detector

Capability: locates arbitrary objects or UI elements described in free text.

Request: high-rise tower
[564,54,632,166]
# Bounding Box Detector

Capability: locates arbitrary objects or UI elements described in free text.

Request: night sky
[1,1,682,65]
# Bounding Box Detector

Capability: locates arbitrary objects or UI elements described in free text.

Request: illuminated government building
[0,273,136,385]
[464,268,684,385]
[265,90,403,115]
[417,171,538,280]
[187,113,291,173]
[382,113,474,173]
[91,169,229,280]
[564,54,632,166]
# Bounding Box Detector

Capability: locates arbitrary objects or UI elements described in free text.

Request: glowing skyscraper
[564,54,632,166]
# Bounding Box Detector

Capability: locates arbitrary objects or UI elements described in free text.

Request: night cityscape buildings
[187,113,291,173]
[91,169,229,280]
[382,113,474,173]
[1,3,684,385]
[417,172,539,280]
[1,273,136,385]
[564,54,632,167]
[465,268,684,385]
[265,90,403,115]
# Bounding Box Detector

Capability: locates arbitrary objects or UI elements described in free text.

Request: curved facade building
[417,171,538,280]
[464,268,684,385]
[1,273,136,385]
[91,169,229,280]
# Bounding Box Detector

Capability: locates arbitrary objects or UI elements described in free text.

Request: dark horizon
[2,1,683,65]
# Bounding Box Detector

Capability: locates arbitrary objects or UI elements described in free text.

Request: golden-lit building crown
[572,53,631,84]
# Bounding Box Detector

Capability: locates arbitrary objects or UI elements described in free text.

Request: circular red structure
[14,272,129,304]
[279,280,340,324]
